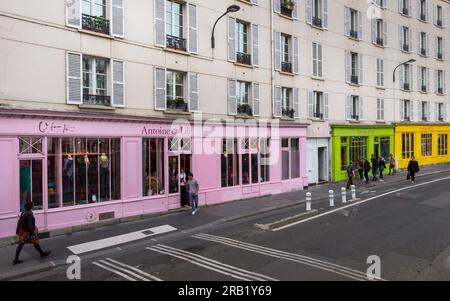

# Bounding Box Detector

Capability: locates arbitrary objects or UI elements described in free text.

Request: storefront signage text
[142,126,190,136]
[39,121,75,134]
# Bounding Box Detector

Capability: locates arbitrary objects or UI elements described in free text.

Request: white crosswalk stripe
[92,258,162,281]
[147,244,278,281]
[192,233,386,281]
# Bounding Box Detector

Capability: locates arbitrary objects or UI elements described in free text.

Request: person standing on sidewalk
[187,173,199,215]
[179,169,189,207]
[13,201,51,265]
[388,154,397,175]
[357,159,364,181]
[371,155,379,181]
[407,156,420,184]
[346,161,355,190]
[378,157,386,182]
[363,158,371,183]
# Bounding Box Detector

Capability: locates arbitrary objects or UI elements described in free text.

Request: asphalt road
[12,172,450,281]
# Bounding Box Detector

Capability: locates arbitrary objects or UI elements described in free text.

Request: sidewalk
[0,162,448,280]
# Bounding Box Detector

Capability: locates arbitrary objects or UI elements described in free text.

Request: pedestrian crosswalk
[92,258,163,281]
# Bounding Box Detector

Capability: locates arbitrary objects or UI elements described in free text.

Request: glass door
[19,159,43,212]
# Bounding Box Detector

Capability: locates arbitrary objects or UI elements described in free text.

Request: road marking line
[92,261,137,281]
[272,176,450,231]
[97,260,151,281]
[193,233,382,281]
[147,245,278,281]
[67,225,177,255]
[104,258,163,281]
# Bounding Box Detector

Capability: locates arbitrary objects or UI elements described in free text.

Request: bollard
[329,190,335,207]
[351,185,357,201]
[341,187,347,203]
[306,192,312,211]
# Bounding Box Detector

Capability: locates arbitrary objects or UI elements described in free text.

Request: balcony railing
[281,61,293,73]
[402,8,409,15]
[376,37,384,46]
[351,75,359,85]
[437,19,443,27]
[83,94,111,106]
[351,114,359,121]
[82,14,110,35]
[420,13,426,21]
[439,116,444,122]
[167,97,188,112]
[403,44,409,52]
[403,83,410,91]
[314,112,324,119]
[438,87,444,94]
[422,116,428,121]
[421,48,427,56]
[312,16,322,28]
[437,52,443,60]
[403,116,411,121]
[237,103,253,116]
[236,52,252,65]
[350,29,358,39]
[282,108,295,119]
[421,85,427,92]
[166,35,187,51]
[281,4,294,18]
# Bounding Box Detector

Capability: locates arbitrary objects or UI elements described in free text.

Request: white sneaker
[191,211,195,215]
[380,179,384,182]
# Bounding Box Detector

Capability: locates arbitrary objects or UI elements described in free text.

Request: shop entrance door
[318,147,328,182]
[374,137,380,159]
[19,159,44,212]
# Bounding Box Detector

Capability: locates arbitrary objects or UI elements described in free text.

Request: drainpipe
[270,0,275,123]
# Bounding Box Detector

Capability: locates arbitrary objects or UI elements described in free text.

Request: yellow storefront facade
[395,124,450,169]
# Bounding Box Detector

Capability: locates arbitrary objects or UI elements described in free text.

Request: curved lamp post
[393,59,416,83]
[211,5,240,49]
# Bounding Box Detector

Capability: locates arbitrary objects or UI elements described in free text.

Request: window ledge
[375,121,386,124]
[401,89,412,92]
[78,28,113,40]
[310,24,325,31]
[164,110,192,116]
[311,76,324,81]
[309,118,326,122]
[278,13,295,21]
[234,62,254,69]
[279,71,295,76]
[78,104,115,110]
[435,57,444,61]
[236,114,255,119]
[163,47,191,56]
[419,90,429,94]
[347,35,361,42]
[418,53,429,58]
[372,43,386,49]
[400,49,412,54]
[348,120,361,124]
[376,86,386,90]
[348,82,361,87]
[280,117,295,121]
[400,13,412,18]
[435,92,445,96]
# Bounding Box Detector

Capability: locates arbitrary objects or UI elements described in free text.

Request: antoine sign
[141,125,191,136]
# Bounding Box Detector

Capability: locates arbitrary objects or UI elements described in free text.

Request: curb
[0,260,66,281]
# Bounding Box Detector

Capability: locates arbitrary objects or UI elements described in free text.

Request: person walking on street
[187,172,199,215]
[179,169,189,207]
[363,158,371,183]
[346,161,355,190]
[388,154,397,175]
[371,155,379,181]
[13,201,51,265]
[407,156,420,184]
[378,157,386,182]
[357,159,364,181]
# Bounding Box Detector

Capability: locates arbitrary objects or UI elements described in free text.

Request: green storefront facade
[331,125,395,182]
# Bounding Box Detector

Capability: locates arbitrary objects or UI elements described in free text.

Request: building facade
[0,0,449,239]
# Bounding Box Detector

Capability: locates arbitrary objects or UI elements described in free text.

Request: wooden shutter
[154,0,166,47]
[154,68,166,110]
[400,99,405,121]
[188,4,198,54]
[346,95,352,120]
[274,86,282,117]
[383,21,388,46]
[293,88,299,119]
[323,0,329,29]
[292,0,299,19]
[112,0,124,37]
[274,0,281,13]
[228,80,237,115]
[399,26,404,50]
[308,91,314,118]
[306,0,312,24]
[371,19,376,43]
[358,11,363,40]
[66,0,81,28]
[112,59,125,107]
[359,97,364,120]
[399,64,405,88]
[67,52,82,104]
[344,8,350,36]
[345,50,351,83]
[274,31,281,71]
[293,37,299,74]
[188,73,199,112]
[409,28,413,52]
[252,24,259,66]
[228,17,236,62]
[324,93,329,119]
[358,54,363,84]
[252,83,260,116]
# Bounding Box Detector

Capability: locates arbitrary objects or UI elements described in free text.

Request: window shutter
[416,100,421,121]
[324,92,329,119]
[435,36,438,58]
[154,0,165,47]
[251,0,258,4]
[399,64,405,87]
[399,26,404,50]
[323,0,329,29]
[371,19,376,43]
[274,86,282,117]
[435,69,439,93]
[188,4,198,54]
[292,0,299,19]
[67,52,82,104]
[274,31,281,71]
[318,44,323,77]
[66,0,81,28]
[359,96,364,120]
[434,4,437,25]
[293,37,299,74]
[399,0,403,13]
[293,88,299,119]
[426,0,430,22]
[443,38,446,59]
[345,50,351,83]
[435,103,440,120]
[444,71,447,94]
[228,17,236,62]
[400,100,405,120]
[426,34,430,55]
[188,73,199,112]
[312,43,317,77]
[346,96,352,120]
[444,104,448,121]
[154,68,166,111]
[252,83,260,116]
[274,0,281,14]
[252,24,259,66]
[344,8,350,36]
[112,59,125,107]
[228,80,237,115]
[383,21,388,46]
[409,65,414,90]
[409,28,413,51]
[418,66,422,90]
[409,0,413,15]
[427,68,430,91]
[429,102,435,121]
[417,0,421,19]
[358,11,363,40]
[308,91,314,118]
[380,59,384,86]
[417,31,421,54]
[358,54,363,84]
[443,6,447,28]
[112,0,124,37]
[306,0,312,24]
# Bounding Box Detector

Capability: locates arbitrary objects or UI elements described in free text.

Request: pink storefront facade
[0,110,308,239]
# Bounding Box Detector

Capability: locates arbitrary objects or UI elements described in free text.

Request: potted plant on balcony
[238,103,252,116]
[282,0,296,11]
[175,98,186,111]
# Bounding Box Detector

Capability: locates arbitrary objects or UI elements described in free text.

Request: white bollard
[329,190,335,207]
[351,185,357,201]
[306,192,312,211]
[341,187,347,203]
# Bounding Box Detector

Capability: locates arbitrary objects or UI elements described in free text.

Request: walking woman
[388,154,397,175]
[13,201,51,265]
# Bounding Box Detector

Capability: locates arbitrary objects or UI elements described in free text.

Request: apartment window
[400,0,411,16]
[374,0,386,7]
[312,42,323,77]
[345,8,361,39]
[166,70,188,112]
[348,52,361,84]
[421,134,432,156]
[400,26,412,52]
[419,0,429,22]
[221,139,240,187]
[418,66,429,92]
[376,59,384,87]
[165,0,187,51]
[236,20,251,65]
[280,0,297,18]
[143,138,165,197]
[377,98,385,121]
[281,88,294,118]
[82,56,110,106]
[436,37,444,59]
[400,63,413,91]
[81,0,109,34]
[436,70,446,94]
[421,101,429,121]
[438,134,448,155]
[346,95,362,120]
[419,32,429,56]
[236,81,252,116]
[308,91,326,119]
[401,99,412,121]
[402,133,415,159]
[281,34,292,73]
[435,5,444,27]
[282,138,300,180]
[312,0,323,27]
[438,103,445,121]
[372,19,386,46]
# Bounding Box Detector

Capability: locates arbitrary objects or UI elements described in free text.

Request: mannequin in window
[99,153,109,201]
[63,154,74,203]
[179,168,188,207]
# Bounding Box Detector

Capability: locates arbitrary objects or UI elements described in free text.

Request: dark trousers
[346,176,354,189]
[364,171,369,183]
[180,185,188,206]
[372,168,378,180]
[358,169,364,180]
[379,169,384,180]
[410,172,416,182]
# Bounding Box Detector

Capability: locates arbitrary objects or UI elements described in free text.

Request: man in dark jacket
[407,156,420,184]
[371,155,379,181]
[363,158,371,183]
[346,161,355,190]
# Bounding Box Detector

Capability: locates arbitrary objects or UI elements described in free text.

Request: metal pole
[329,190,334,207]
[306,192,312,211]
[351,185,356,201]
[341,187,347,204]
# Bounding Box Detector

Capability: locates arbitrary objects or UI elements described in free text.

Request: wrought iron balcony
[282,108,295,119]
[402,8,409,15]
[281,3,294,18]
[236,52,252,65]
[437,19,443,27]
[403,44,409,52]
[83,94,111,106]
[166,97,188,112]
[237,103,253,116]
[351,75,359,85]
[420,13,426,21]
[376,37,384,46]
[437,52,443,60]
[351,114,359,121]
[82,14,110,35]
[350,29,358,39]
[421,85,427,92]
[403,83,410,91]
[439,116,444,122]
[403,116,411,121]
[438,87,444,94]
[312,16,322,28]
[281,61,292,73]
[421,48,427,56]
[314,112,324,119]
[166,35,187,51]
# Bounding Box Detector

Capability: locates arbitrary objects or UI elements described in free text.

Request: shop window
[169,137,191,153]
[260,139,270,183]
[19,137,43,155]
[221,139,240,187]
[402,133,415,159]
[281,138,300,180]
[143,138,165,197]
[19,160,43,212]
[421,134,432,156]
[340,137,348,171]
[168,156,179,193]
[380,137,390,160]
[242,153,250,185]
[438,134,448,156]
[349,137,367,167]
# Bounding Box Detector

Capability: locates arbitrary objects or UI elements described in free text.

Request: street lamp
[211,5,241,49]
[393,59,416,83]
